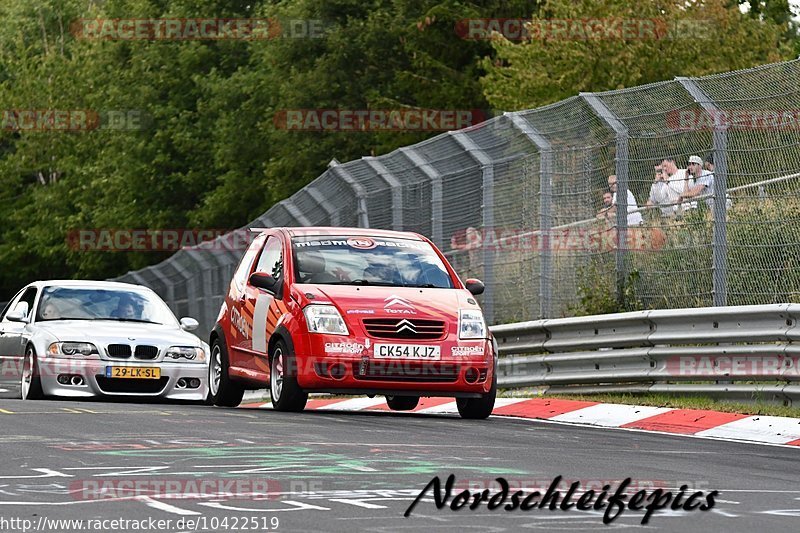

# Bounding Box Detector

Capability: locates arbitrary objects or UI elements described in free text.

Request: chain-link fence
[114,59,800,338]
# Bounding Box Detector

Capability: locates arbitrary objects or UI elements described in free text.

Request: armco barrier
[491,303,800,405]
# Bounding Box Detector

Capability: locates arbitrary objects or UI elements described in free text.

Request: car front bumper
[37,359,208,401]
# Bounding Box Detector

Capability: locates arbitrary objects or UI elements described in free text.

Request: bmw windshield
[37,286,179,325]
[292,236,454,288]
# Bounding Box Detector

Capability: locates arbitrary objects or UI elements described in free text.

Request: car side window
[231,234,266,295]
[254,237,283,281]
[14,287,38,320]
[0,288,25,322]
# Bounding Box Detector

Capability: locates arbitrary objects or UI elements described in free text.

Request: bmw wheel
[20,345,43,400]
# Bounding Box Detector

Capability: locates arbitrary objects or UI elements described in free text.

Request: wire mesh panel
[695,61,800,306]
[111,59,800,329]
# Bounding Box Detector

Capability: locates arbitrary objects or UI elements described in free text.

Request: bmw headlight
[48,342,99,357]
[459,309,486,339]
[165,346,206,362]
[303,305,348,335]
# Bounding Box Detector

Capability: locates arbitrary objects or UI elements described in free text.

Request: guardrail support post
[507,112,553,318]
[677,77,728,307]
[582,93,630,306]
[452,131,495,324]
[364,156,404,230]
[400,147,443,247]
[329,162,370,228]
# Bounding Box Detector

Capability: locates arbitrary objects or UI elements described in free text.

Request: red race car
[208,227,496,419]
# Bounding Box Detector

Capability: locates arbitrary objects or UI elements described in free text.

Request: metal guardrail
[490,304,800,405]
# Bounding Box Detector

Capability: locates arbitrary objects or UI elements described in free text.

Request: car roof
[273,227,426,241]
[30,280,151,291]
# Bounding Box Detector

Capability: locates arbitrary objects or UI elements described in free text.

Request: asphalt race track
[0,380,799,532]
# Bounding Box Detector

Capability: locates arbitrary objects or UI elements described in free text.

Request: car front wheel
[456,372,496,420]
[270,340,307,412]
[385,395,419,411]
[20,345,43,400]
[209,337,244,407]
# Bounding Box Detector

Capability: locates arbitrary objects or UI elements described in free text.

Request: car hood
[294,284,478,320]
[36,320,202,347]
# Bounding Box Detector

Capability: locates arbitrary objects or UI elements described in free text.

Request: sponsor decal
[230,306,251,340]
[347,237,377,249]
[384,295,415,315]
[451,345,485,356]
[324,342,365,354]
[346,309,375,314]
[294,238,427,250]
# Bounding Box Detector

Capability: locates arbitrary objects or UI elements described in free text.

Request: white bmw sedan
[0,280,209,401]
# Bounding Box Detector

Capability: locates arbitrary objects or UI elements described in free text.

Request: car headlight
[165,346,206,362]
[303,305,348,335]
[459,309,486,339]
[48,342,99,357]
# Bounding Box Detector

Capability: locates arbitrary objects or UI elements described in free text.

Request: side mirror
[180,317,199,331]
[465,278,485,296]
[249,272,279,294]
[6,310,27,323]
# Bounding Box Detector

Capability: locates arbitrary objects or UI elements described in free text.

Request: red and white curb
[240,395,800,448]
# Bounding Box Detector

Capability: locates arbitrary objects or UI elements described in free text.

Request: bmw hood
[36,320,203,347]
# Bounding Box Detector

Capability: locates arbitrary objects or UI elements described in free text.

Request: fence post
[400,147,443,247]
[279,199,312,226]
[451,131,495,324]
[677,77,728,307]
[305,185,340,226]
[507,112,553,318]
[363,156,404,230]
[329,162,370,227]
[582,93,630,305]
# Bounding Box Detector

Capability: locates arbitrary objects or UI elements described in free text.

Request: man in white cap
[679,155,714,209]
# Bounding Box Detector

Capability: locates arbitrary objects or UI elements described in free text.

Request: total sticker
[451,345,484,356]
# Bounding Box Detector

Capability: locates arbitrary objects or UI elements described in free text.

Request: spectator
[660,157,694,212]
[646,164,680,217]
[680,153,732,211]
[606,174,643,226]
[597,191,614,224]
[450,226,482,274]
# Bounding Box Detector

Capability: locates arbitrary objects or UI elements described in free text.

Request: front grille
[95,376,168,394]
[363,318,446,340]
[107,344,132,358]
[134,345,159,360]
[353,361,459,383]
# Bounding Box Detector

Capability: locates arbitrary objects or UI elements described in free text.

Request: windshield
[36,286,179,325]
[292,236,454,288]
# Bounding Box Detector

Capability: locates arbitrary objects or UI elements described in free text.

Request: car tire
[21,345,43,400]
[209,337,244,407]
[270,340,307,412]
[456,371,496,420]
[385,395,419,411]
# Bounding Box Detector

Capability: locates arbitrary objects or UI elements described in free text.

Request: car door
[245,235,285,371]
[0,286,38,386]
[227,233,266,370]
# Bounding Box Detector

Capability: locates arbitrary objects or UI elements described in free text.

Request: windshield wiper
[104,318,161,324]
[326,279,396,286]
